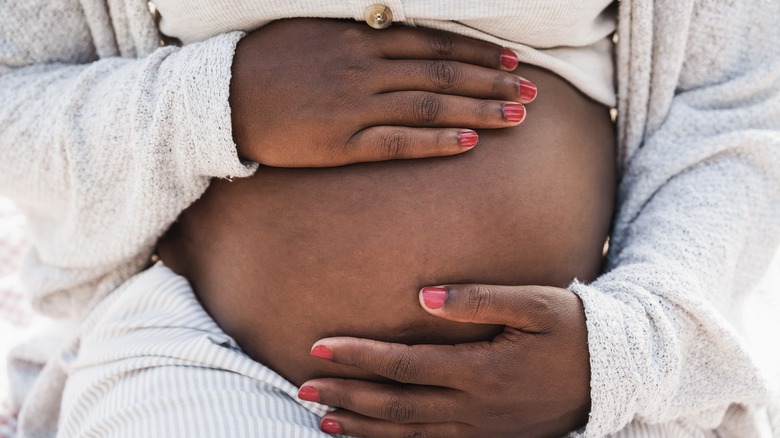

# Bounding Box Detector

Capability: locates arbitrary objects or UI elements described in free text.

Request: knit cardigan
[1,1,779,437]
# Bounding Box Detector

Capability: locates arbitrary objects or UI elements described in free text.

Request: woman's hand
[299,284,591,438]
[230,19,537,167]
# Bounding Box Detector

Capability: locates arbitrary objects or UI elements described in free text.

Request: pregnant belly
[158,65,616,386]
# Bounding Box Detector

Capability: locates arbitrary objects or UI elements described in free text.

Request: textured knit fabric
[0,1,257,320]
[56,263,331,438]
[54,262,717,438]
[1,1,779,437]
[151,0,617,106]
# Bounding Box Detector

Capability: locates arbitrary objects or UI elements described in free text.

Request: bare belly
[158,65,616,386]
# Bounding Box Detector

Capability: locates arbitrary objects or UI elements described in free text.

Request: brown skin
[306,284,589,438]
[230,19,535,167]
[159,19,615,438]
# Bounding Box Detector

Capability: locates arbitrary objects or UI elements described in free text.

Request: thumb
[418,284,576,331]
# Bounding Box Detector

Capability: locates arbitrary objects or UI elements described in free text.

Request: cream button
[365,4,393,29]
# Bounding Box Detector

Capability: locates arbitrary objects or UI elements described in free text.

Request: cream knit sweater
[1,1,779,437]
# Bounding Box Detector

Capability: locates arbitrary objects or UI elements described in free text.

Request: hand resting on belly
[157,64,616,387]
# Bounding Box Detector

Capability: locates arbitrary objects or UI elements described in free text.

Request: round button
[365,4,393,29]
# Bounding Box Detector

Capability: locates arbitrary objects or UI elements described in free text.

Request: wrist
[180,31,255,177]
[568,280,642,436]
[229,32,255,162]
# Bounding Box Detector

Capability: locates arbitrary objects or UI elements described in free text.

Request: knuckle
[384,396,416,423]
[425,61,459,90]
[382,350,420,382]
[413,94,443,124]
[524,288,568,331]
[428,30,455,57]
[433,130,448,149]
[331,82,366,111]
[465,284,492,320]
[329,386,354,409]
[340,27,373,50]
[490,74,505,93]
[340,26,364,40]
[322,133,349,163]
[380,129,412,158]
[334,57,375,85]
[491,74,514,97]
[476,100,498,121]
[528,290,556,320]
[342,58,373,77]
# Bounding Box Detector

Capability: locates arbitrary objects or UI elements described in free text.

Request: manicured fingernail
[500,49,519,70]
[321,419,343,434]
[421,286,448,309]
[520,78,538,102]
[503,103,526,123]
[311,345,333,361]
[298,386,321,403]
[458,130,478,149]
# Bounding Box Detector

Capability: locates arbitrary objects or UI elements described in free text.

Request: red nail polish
[298,386,321,403]
[321,419,343,435]
[500,49,519,70]
[503,103,526,123]
[421,286,448,309]
[311,345,333,360]
[519,79,538,102]
[458,130,478,149]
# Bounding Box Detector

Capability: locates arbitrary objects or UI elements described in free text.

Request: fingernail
[458,130,478,149]
[321,419,343,435]
[500,49,519,70]
[421,286,448,309]
[298,386,321,403]
[503,103,526,123]
[519,78,538,102]
[311,345,333,361]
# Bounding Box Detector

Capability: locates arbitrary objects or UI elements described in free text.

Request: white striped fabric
[56,262,715,438]
[58,263,333,438]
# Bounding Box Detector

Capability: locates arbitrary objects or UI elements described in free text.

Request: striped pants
[57,263,713,437]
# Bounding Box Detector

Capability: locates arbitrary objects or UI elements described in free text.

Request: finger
[298,378,463,424]
[419,284,580,332]
[343,127,477,163]
[372,92,525,128]
[318,411,471,438]
[379,27,519,72]
[375,59,538,103]
[309,337,487,387]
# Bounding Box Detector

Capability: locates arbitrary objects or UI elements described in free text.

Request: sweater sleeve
[570,2,780,435]
[0,1,256,317]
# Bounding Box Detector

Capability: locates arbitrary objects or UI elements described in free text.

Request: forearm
[573,1,780,433]
[572,122,780,437]
[1,2,255,316]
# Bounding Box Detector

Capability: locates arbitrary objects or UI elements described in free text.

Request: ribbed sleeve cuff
[175,31,258,179]
[568,280,642,437]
